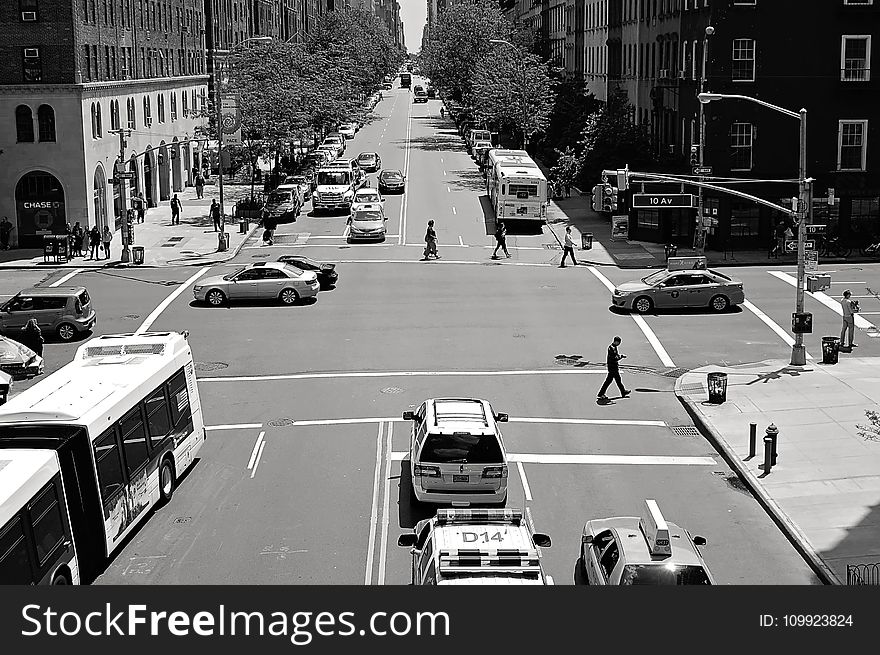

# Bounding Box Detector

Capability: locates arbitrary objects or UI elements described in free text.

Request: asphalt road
[10,78,880,584]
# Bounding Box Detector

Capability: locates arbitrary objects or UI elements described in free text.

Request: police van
[580,499,714,585]
[398,508,552,585]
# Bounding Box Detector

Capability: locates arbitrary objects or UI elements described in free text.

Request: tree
[550,146,581,193]
[533,76,600,165]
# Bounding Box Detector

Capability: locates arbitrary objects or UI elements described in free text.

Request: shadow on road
[397,460,435,529]
[398,136,463,153]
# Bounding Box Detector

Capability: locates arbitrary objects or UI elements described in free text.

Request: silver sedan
[194,263,319,306]
[612,269,745,313]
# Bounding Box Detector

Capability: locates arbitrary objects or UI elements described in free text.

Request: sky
[398,1,428,54]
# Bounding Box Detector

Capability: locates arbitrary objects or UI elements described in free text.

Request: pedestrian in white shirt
[560,226,578,267]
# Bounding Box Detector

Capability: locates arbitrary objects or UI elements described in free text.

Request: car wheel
[57,323,77,342]
[206,289,226,306]
[710,294,730,312]
[158,458,176,505]
[52,570,71,585]
[633,296,654,314]
[279,288,299,305]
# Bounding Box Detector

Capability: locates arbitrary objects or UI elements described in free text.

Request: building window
[15,105,34,142]
[143,96,152,126]
[850,197,880,234]
[636,210,660,229]
[105,45,111,79]
[37,105,55,142]
[158,93,165,123]
[170,92,177,121]
[731,38,755,81]
[22,47,42,83]
[91,102,103,139]
[838,120,868,171]
[83,44,91,81]
[181,90,188,117]
[19,0,39,21]
[844,0,873,4]
[729,204,760,239]
[127,97,136,129]
[730,122,753,171]
[841,36,871,81]
[109,99,118,130]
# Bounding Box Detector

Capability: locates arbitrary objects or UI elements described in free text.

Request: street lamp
[694,26,714,257]
[489,38,529,151]
[698,92,810,366]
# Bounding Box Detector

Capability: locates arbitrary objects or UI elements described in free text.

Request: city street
[11,80,880,584]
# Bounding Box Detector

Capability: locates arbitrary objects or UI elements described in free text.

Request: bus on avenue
[0,331,205,584]
[485,149,548,221]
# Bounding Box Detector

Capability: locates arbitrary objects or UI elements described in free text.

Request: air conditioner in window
[679,70,687,79]
[659,68,668,78]
[21,11,37,21]
[24,48,40,58]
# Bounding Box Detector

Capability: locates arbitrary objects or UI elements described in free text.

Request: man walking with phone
[598,336,630,401]
[560,226,578,267]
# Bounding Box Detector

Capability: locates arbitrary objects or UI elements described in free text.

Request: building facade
[1,0,209,248]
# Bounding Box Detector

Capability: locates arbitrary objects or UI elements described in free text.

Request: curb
[673,370,841,586]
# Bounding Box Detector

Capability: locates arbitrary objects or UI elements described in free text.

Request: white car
[351,187,385,213]
[339,124,357,139]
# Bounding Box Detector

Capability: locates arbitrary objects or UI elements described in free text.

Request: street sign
[631,194,695,209]
[116,171,135,179]
[805,224,826,235]
[692,166,712,175]
[806,250,818,272]
[784,240,815,252]
[828,188,835,205]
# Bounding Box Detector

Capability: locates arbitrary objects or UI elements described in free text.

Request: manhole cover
[173,517,192,524]
[662,367,691,377]
[381,386,404,394]
[195,362,228,372]
[513,333,525,338]
[268,417,296,427]
[670,426,701,438]
[539,285,556,289]
[122,313,140,320]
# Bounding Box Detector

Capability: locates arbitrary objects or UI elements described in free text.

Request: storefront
[14,171,66,249]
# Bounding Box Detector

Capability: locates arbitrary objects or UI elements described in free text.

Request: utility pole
[216,60,226,240]
[791,109,810,367]
[110,128,133,263]
[694,26,714,256]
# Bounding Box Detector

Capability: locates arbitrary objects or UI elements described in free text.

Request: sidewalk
[0,183,259,269]
[675,356,880,585]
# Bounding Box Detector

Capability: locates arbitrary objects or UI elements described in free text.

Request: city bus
[486,150,548,221]
[0,331,205,583]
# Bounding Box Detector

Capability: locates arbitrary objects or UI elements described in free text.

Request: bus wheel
[52,570,71,585]
[159,458,176,504]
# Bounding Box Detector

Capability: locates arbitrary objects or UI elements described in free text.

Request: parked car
[193,262,319,306]
[277,255,338,289]
[0,286,96,342]
[357,151,382,173]
[281,174,312,202]
[0,335,43,379]
[339,124,356,139]
[611,269,745,314]
[426,85,436,98]
[347,204,387,242]
[377,169,406,194]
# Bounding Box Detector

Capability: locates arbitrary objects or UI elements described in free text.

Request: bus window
[144,387,172,449]
[94,429,125,502]
[30,483,66,565]
[167,370,192,433]
[0,516,32,584]
[119,409,150,476]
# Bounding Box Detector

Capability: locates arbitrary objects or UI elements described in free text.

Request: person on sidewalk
[102,226,113,260]
[210,199,222,232]
[598,336,630,401]
[770,220,785,258]
[1,216,14,250]
[840,289,858,349]
[18,319,43,357]
[492,221,510,259]
[72,222,84,257]
[88,225,101,260]
[422,220,439,260]
[560,226,578,267]
[170,194,182,225]
[195,172,205,199]
[132,192,146,223]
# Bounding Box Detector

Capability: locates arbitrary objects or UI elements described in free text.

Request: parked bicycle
[859,234,880,257]
[818,234,851,258]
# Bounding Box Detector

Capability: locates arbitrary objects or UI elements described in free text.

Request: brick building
[1,0,208,248]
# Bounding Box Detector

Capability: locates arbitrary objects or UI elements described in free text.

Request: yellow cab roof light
[639,499,672,557]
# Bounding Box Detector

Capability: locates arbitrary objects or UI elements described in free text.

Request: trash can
[218,232,229,252]
[132,246,145,265]
[43,234,55,262]
[239,217,249,234]
[665,243,678,260]
[707,372,728,404]
[581,232,593,250]
[822,336,840,364]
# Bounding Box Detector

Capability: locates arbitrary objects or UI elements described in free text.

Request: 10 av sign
[632,194,695,208]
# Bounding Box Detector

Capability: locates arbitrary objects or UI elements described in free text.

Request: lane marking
[509,417,667,427]
[136,266,210,334]
[247,431,266,470]
[398,98,412,246]
[250,441,266,479]
[389,452,717,465]
[586,266,675,367]
[365,422,384,585]
[452,207,457,215]
[458,235,464,246]
[204,415,666,429]
[206,423,263,431]
[443,170,447,176]
[446,186,450,193]
[517,461,533,502]
[50,268,84,287]
[742,300,814,359]
[830,281,866,285]
[341,225,350,238]
[200,369,607,383]
[769,271,876,330]
[377,421,393,585]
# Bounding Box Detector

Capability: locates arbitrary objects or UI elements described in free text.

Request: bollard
[766,423,778,465]
[749,423,757,458]
[762,435,774,473]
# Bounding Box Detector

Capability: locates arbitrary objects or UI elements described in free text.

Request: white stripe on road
[769,271,876,330]
[206,423,263,431]
[509,417,667,427]
[199,369,607,383]
[249,441,266,479]
[377,422,393,585]
[206,416,663,431]
[390,452,716,465]
[458,236,464,246]
[742,300,814,359]
[517,461,533,502]
[398,98,412,247]
[49,268,84,287]
[246,431,265,470]
[365,422,384,585]
[452,207,457,215]
[586,266,676,367]
[136,266,210,334]
[446,186,450,193]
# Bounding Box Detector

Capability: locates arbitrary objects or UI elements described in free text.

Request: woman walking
[102,226,113,260]
[72,222,84,257]
[422,220,439,260]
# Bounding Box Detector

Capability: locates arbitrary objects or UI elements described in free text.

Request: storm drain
[380,386,405,394]
[195,361,228,372]
[268,417,296,427]
[669,426,701,438]
[173,517,192,524]
[121,313,140,320]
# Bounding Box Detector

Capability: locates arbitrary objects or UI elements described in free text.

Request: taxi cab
[397,508,552,585]
[580,499,714,585]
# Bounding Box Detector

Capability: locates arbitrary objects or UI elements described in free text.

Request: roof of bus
[0,449,58,528]
[0,332,192,425]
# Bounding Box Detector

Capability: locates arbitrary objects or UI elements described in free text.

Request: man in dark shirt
[598,336,630,400]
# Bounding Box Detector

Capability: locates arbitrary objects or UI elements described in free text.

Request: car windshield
[420,433,504,464]
[224,267,246,280]
[620,564,711,585]
[267,192,290,203]
[709,270,731,281]
[358,154,376,162]
[354,212,383,222]
[357,193,381,203]
[641,270,669,285]
[317,171,350,185]
[382,172,402,180]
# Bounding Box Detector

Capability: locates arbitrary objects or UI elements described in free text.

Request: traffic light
[591,185,602,212]
[690,144,700,167]
[601,184,617,213]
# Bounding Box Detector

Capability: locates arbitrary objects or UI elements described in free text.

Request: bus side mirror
[494,413,508,422]
[693,536,707,546]
[402,411,415,421]
[533,533,552,548]
[398,534,417,548]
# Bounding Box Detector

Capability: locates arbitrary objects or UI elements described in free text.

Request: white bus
[485,150,548,221]
[0,331,205,583]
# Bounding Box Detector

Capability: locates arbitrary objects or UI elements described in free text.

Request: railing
[841,63,870,81]
[847,563,880,585]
